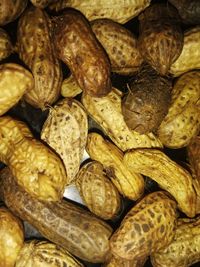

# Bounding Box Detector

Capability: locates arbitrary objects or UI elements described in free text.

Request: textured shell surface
[41,98,88,184]
[187,135,200,181]
[0,28,13,61]
[49,0,151,24]
[110,191,177,261]
[17,6,62,109]
[103,255,147,267]
[91,18,143,75]
[76,160,121,220]
[30,0,55,8]
[61,75,82,98]
[0,167,112,263]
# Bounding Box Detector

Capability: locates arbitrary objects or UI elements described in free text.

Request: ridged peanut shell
[61,75,82,98]
[158,71,200,148]
[76,161,121,220]
[52,9,111,97]
[138,3,183,75]
[82,88,163,151]
[41,98,88,184]
[0,28,13,61]
[15,240,83,267]
[0,63,34,116]
[17,6,62,109]
[110,191,177,261]
[86,132,144,201]
[49,0,151,24]
[0,207,24,267]
[123,148,196,217]
[103,255,147,267]
[30,0,55,8]
[0,0,27,26]
[151,217,200,267]
[0,167,113,263]
[170,27,200,77]
[91,19,143,75]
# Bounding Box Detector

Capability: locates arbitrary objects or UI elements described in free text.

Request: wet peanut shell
[0,28,13,61]
[138,3,183,75]
[52,8,111,97]
[110,191,177,261]
[0,167,112,263]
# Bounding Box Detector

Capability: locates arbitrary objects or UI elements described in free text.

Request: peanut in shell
[30,0,55,8]
[61,75,82,98]
[0,28,13,61]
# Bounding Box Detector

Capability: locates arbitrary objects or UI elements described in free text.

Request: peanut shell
[187,135,200,181]
[0,28,13,61]
[61,75,82,98]
[30,0,55,8]
[103,255,147,267]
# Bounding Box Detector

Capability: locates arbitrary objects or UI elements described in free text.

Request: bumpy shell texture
[52,8,111,97]
[122,64,172,134]
[110,191,177,261]
[0,28,13,61]
[61,75,82,98]
[138,3,183,75]
[187,135,200,180]
[103,255,147,267]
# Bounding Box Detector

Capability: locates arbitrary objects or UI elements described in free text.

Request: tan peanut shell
[91,19,143,75]
[61,75,82,98]
[49,0,151,24]
[187,135,200,180]
[0,0,27,26]
[52,9,111,97]
[158,71,200,149]
[86,132,144,200]
[15,240,83,267]
[0,167,113,263]
[151,216,200,267]
[0,116,67,201]
[0,63,34,116]
[0,28,13,61]
[103,255,147,267]
[170,27,200,76]
[0,207,24,267]
[82,88,163,151]
[76,161,121,220]
[41,98,88,184]
[17,6,62,109]
[123,148,196,217]
[138,3,183,75]
[30,0,55,8]
[110,191,177,261]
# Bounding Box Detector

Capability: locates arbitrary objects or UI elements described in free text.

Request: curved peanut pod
[123,148,196,217]
[49,0,151,24]
[0,28,13,61]
[86,132,144,200]
[158,71,200,149]
[110,191,177,261]
[61,75,82,98]
[151,217,200,267]
[0,63,34,116]
[17,6,62,109]
[170,27,200,77]
[82,88,163,151]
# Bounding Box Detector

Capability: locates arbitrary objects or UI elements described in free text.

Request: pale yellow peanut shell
[0,63,34,116]
[0,207,24,267]
[41,98,88,184]
[86,132,144,200]
[76,161,121,220]
[151,216,200,267]
[170,26,200,77]
[158,71,200,149]
[123,148,196,217]
[49,0,151,24]
[0,28,13,61]
[110,191,177,261]
[15,240,83,267]
[61,75,82,98]
[82,88,162,151]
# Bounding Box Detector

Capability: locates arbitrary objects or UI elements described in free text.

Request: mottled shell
[123,148,197,217]
[0,63,34,116]
[151,217,200,267]
[158,71,200,148]
[0,0,27,26]
[170,27,200,77]
[61,75,82,98]
[0,207,24,267]
[41,98,88,184]
[110,191,177,261]
[91,19,143,75]
[15,240,83,267]
[138,3,183,75]
[52,9,111,97]
[30,0,55,8]
[0,167,113,263]
[187,135,200,180]
[76,161,121,220]
[82,88,163,151]
[0,28,13,61]
[49,0,151,24]
[103,255,147,267]
[17,6,62,109]
[122,64,172,134]
[169,0,200,25]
